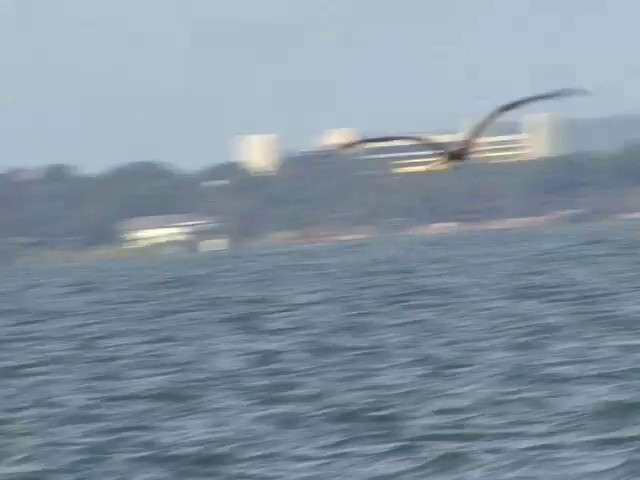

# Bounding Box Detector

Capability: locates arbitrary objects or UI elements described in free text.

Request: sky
[0,0,638,172]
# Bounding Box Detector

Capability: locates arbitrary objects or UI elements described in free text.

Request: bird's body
[334,88,590,165]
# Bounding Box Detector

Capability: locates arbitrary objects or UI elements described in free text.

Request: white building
[316,128,360,147]
[117,214,226,252]
[524,112,563,159]
[234,133,281,175]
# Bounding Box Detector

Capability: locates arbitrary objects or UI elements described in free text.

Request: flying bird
[334,88,590,165]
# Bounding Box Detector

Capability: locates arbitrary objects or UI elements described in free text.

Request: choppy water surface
[2,221,640,479]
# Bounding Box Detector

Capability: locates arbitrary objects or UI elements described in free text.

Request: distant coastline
[4,139,640,265]
[242,208,594,250]
[11,208,640,268]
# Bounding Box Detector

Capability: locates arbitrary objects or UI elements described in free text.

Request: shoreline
[8,209,640,267]
[245,209,599,250]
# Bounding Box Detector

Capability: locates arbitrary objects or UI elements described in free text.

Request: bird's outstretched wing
[333,87,590,164]
[336,135,449,153]
[458,87,590,157]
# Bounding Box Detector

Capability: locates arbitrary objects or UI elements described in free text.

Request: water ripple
[1,222,640,478]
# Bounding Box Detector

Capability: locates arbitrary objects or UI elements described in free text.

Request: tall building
[316,128,360,147]
[524,112,563,159]
[234,133,281,174]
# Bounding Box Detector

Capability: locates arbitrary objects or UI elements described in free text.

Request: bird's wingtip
[559,87,592,96]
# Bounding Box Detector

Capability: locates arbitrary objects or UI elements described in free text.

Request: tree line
[1,144,640,250]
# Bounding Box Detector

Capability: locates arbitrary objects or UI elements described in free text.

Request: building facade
[117,214,227,252]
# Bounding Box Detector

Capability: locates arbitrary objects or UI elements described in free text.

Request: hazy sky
[0,0,638,171]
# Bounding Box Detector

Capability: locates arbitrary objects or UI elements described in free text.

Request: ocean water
[2,221,640,479]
